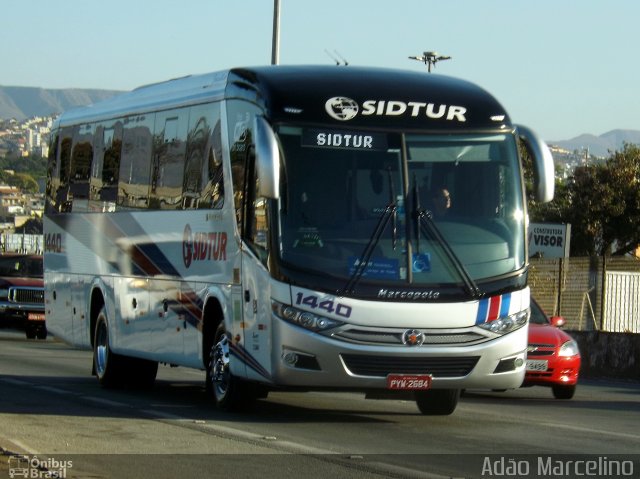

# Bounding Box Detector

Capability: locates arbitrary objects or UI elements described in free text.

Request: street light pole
[271,0,281,65]
[409,51,451,72]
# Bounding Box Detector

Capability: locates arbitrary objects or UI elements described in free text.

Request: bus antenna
[325,49,349,66]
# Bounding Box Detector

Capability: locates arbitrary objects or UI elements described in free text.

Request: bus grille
[9,287,45,304]
[341,354,480,378]
[332,328,485,346]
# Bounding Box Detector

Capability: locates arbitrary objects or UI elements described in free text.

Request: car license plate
[526,359,548,371]
[386,374,432,390]
[27,312,45,322]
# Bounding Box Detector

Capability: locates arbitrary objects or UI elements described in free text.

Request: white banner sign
[528,223,571,258]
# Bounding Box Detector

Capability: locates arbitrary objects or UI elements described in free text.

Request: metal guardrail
[0,234,42,253]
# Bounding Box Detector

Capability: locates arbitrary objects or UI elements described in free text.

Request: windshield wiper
[339,168,399,296]
[338,201,397,296]
[387,166,398,250]
[413,180,481,299]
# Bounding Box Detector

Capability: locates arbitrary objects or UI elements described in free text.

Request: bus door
[239,150,273,382]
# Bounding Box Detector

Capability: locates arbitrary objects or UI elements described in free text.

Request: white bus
[44,65,554,415]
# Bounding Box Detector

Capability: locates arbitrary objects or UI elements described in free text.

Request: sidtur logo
[325,97,359,121]
[325,96,467,122]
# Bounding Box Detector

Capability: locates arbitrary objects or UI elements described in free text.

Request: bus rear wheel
[93,306,157,388]
[415,389,460,415]
[94,307,122,387]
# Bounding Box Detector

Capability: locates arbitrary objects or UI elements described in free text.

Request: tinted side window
[91,120,123,209]
[69,123,94,211]
[45,131,60,214]
[119,114,154,209]
[149,109,188,209]
[227,101,260,229]
[53,126,74,212]
[184,103,224,210]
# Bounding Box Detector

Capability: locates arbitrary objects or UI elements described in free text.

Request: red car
[524,299,581,399]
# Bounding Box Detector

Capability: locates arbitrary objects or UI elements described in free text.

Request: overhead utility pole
[409,51,451,72]
[271,0,281,65]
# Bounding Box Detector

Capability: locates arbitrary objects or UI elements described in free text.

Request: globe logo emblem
[325,97,359,121]
[402,329,425,347]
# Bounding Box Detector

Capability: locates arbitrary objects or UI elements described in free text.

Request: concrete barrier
[569,330,640,381]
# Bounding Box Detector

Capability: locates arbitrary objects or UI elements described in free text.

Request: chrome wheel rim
[95,321,108,377]
[212,335,230,398]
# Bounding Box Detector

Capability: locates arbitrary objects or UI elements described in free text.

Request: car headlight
[558,340,580,357]
[0,288,8,300]
[478,309,529,335]
[272,300,344,332]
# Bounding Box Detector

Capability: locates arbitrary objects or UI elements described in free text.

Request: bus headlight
[272,300,343,332]
[478,309,529,335]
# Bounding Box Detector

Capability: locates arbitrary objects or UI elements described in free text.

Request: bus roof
[57,65,511,131]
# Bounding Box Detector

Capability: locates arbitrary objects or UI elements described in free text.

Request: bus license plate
[526,359,548,372]
[387,374,432,390]
[27,312,45,322]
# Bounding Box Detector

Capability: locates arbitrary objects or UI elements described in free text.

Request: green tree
[525,143,640,257]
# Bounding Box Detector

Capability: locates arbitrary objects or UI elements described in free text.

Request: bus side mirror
[517,124,555,203]
[254,116,280,199]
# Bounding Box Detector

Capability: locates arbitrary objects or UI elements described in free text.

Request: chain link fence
[529,256,640,333]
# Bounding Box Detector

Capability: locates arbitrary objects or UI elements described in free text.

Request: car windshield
[276,126,525,290]
[0,256,43,277]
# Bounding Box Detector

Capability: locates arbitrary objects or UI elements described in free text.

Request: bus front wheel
[415,389,460,415]
[207,323,263,411]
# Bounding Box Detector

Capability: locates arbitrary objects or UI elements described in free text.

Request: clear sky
[2,0,638,141]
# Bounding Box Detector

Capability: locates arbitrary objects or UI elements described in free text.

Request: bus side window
[183,103,224,210]
[150,108,188,209]
[90,121,122,208]
[45,131,60,214]
[69,123,94,212]
[54,127,74,213]
[119,114,154,209]
[244,146,269,265]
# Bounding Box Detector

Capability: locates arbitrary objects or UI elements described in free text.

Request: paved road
[1,328,639,478]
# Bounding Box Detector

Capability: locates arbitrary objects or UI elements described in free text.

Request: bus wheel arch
[89,287,105,349]
[202,298,264,410]
[202,297,224,376]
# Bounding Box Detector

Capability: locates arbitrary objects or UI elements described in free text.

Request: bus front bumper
[261,318,527,391]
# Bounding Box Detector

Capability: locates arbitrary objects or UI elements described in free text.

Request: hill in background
[551,129,640,158]
[0,85,122,120]
[1,85,638,157]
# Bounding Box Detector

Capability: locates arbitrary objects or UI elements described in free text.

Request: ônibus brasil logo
[182,224,227,268]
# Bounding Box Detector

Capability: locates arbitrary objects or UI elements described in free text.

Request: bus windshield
[277,126,525,289]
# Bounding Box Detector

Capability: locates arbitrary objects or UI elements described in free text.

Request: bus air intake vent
[341,354,480,378]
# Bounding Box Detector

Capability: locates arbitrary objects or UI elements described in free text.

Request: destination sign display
[302,128,388,151]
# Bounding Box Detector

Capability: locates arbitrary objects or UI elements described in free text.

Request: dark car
[0,253,46,339]
[524,299,581,399]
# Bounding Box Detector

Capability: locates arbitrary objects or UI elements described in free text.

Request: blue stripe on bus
[499,292,512,318]
[476,298,489,324]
